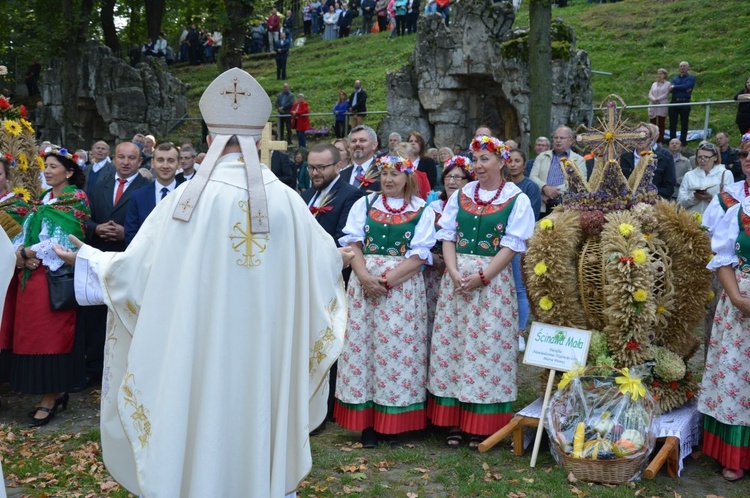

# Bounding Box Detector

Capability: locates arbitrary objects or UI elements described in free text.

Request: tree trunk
[145,0,166,40]
[219,0,254,72]
[60,0,94,149]
[101,0,121,56]
[528,0,552,145]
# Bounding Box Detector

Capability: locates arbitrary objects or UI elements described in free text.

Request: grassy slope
[514,0,747,142]
[168,31,415,146]
[171,0,748,149]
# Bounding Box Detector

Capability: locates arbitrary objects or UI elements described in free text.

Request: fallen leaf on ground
[634,487,645,496]
[522,477,534,484]
[482,462,491,470]
[406,493,418,498]
[545,467,553,473]
[507,492,526,498]
[507,479,519,485]
[413,468,429,473]
[567,472,578,483]
[350,472,367,481]
[570,486,587,498]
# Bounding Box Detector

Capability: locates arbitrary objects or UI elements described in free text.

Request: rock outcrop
[37,41,187,148]
[379,0,592,151]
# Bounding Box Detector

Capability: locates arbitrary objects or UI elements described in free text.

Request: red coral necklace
[473,182,505,206]
[382,195,409,214]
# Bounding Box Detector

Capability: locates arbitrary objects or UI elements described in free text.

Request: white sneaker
[518,335,526,352]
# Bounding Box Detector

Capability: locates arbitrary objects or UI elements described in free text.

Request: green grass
[171,0,748,149]
[168,31,415,147]
[516,0,747,143]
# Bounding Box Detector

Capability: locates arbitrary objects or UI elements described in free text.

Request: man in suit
[339,124,381,193]
[270,131,296,188]
[301,142,363,434]
[349,80,367,128]
[302,143,363,250]
[337,2,354,38]
[81,141,151,385]
[85,140,114,195]
[619,123,676,200]
[125,142,184,245]
[529,126,586,216]
[176,144,198,182]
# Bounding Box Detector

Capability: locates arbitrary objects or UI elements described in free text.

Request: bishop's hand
[52,234,85,266]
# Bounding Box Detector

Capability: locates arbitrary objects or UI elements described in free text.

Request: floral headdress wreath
[377,154,414,174]
[470,135,511,161]
[444,155,475,179]
[41,146,80,164]
[742,132,750,145]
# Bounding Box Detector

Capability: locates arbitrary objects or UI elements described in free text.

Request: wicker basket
[557,447,648,484]
[547,365,655,484]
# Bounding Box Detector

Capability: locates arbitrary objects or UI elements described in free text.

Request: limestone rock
[379,0,592,153]
[37,41,187,148]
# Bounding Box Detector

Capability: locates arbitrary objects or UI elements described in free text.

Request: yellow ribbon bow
[615,367,646,401]
[558,364,586,390]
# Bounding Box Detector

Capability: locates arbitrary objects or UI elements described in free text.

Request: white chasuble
[75,157,346,497]
[0,229,14,318]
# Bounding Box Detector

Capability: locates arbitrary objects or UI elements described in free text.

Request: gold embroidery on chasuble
[229,200,268,268]
[121,373,151,447]
[309,298,339,374]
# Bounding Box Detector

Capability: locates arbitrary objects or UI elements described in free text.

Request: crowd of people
[4,57,750,493]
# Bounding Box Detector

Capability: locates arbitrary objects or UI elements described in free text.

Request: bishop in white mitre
[56,68,347,497]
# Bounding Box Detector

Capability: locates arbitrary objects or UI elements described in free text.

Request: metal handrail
[583,99,741,140]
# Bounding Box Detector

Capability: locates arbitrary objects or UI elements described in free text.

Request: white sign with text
[522,322,592,372]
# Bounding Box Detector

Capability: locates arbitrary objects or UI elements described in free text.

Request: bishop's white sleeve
[436,189,460,241]
[74,244,106,306]
[707,204,740,271]
[501,193,535,253]
[405,205,436,264]
[338,195,370,246]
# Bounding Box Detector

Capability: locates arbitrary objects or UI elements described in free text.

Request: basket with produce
[545,365,656,484]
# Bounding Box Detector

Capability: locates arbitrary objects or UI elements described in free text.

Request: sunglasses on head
[697,143,717,152]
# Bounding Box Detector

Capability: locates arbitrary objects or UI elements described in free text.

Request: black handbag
[46,265,77,310]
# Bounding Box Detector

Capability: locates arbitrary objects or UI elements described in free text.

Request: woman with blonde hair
[335,144,436,447]
[333,138,353,169]
[428,135,535,449]
[648,68,670,143]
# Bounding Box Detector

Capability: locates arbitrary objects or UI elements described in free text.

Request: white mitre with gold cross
[172,67,271,234]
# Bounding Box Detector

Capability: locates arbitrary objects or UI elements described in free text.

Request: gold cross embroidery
[576,96,647,164]
[229,200,268,268]
[179,199,194,212]
[221,77,250,110]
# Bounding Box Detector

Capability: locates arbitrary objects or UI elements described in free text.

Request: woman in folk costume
[11,147,89,427]
[335,145,436,448]
[428,135,535,449]
[699,138,750,481]
[424,156,473,337]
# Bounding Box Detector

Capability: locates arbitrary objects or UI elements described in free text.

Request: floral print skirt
[334,255,428,434]
[427,253,518,435]
[699,270,750,470]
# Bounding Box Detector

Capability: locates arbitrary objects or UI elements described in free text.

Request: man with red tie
[81,141,150,386]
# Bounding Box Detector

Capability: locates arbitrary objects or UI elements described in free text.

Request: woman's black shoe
[361,427,378,449]
[27,393,68,418]
[53,393,69,412]
[28,407,55,428]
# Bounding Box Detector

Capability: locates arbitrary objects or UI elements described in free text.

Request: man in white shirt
[125,142,183,245]
[176,144,198,182]
[85,140,114,194]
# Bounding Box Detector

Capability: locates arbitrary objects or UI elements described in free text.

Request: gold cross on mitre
[220,76,250,110]
[576,95,646,164]
[259,122,288,166]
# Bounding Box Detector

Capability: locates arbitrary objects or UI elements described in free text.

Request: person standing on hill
[276,83,295,144]
[275,31,291,80]
[668,61,696,146]
[349,80,367,128]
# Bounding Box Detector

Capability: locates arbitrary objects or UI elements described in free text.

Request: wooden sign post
[259,122,288,167]
[522,322,592,467]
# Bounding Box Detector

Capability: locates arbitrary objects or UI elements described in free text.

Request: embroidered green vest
[455,190,519,256]
[736,208,750,273]
[363,197,424,257]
